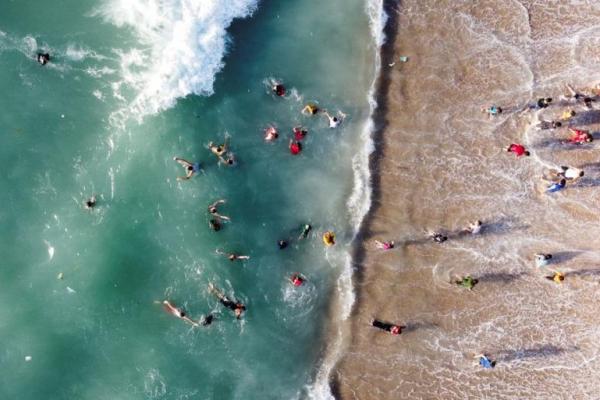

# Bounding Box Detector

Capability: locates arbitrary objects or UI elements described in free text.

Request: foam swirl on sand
[95,0,258,124]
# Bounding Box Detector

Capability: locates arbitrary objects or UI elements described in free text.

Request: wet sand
[331,1,600,398]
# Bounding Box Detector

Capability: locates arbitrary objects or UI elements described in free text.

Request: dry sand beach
[331,1,600,398]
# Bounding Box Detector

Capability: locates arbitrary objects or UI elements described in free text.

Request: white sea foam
[94,0,259,125]
[308,1,388,400]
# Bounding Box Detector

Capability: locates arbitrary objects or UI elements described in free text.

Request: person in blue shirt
[475,354,496,369]
[546,179,566,193]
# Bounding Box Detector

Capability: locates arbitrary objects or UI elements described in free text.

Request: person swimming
[293,126,308,141]
[37,53,50,65]
[208,283,246,319]
[290,273,305,287]
[200,314,214,326]
[289,140,302,155]
[209,141,228,157]
[299,224,312,239]
[264,126,279,141]
[371,319,402,335]
[278,240,288,250]
[84,195,96,210]
[162,300,199,327]
[216,249,250,262]
[323,231,335,246]
[273,83,286,97]
[173,157,201,180]
[323,111,344,128]
[207,199,230,221]
[209,219,221,231]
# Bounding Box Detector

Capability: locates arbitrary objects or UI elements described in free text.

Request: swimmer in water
[218,153,236,167]
[209,219,221,231]
[278,240,288,250]
[162,300,199,327]
[289,139,302,155]
[293,126,308,141]
[371,319,402,335]
[209,139,228,158]
[290,273,305,287]
[272,83,286,97]
[37,53,50,65]
[208,283,246,319]
[173,157,201,180]
[299,224,312,239]
[374,240,395,250]
[264,126,279,142]
[302,103,320,115]
[200,314,214,326]
[84,195,97,210]
[216,249,250,262]
[322,110,344,128]
[207,199,230,221]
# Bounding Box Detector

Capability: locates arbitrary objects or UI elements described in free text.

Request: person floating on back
[173,157,201,180]
[37,53,50,65]
[264,126,279,142]
[455,275,478,290]
[208,283,246,319]
[507,143,530,157]
[371,319,402,335]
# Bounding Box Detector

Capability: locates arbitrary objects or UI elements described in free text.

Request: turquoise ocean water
[0,0,380,398]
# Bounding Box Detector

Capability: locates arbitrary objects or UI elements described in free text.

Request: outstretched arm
[209,199,226,209]
[174,157,193,167]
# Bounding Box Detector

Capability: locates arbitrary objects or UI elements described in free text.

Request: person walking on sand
[537,120,562,130]
[427,230,448,243]
[208,199,230,221]
[560,110,576,121]
[546,179,566,193]
[371,319,402,335]
[531,97,552,109]
[173,157,201,180]
[216,249,250,262]
[482,105,502,117]
[475,354,496,369]
[208,283,246,319]
[534,253,552,268]
[554,166,584,182]
[567,128,593,144]
[374,240,395,250]
[162,300,199,327]
[463,220,482,235]
[507,144,530,157]
[455,275,478,290]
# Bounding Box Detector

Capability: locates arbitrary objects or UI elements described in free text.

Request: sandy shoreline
[330,1,600,399]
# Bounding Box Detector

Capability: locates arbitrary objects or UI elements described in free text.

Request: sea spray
[94,0,259,124]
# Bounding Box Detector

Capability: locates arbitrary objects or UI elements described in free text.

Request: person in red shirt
[506,143,530,157]
[289,139,302,155]
[568,128,593,144]
[289,273,305,287]
[293,126,307,141]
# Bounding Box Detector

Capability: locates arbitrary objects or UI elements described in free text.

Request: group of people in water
[370,83,600,368]
[91,78,342,328]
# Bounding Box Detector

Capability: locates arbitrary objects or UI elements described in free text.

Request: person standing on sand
[374,240,395,250]
[475,354,496,369]
[463,220,482,235]
[482,106,502,117]
[546,271,565,283]
[546,179,566,193]
[534,253,552,268]
[455,276,478,290]
[507,144,530,157]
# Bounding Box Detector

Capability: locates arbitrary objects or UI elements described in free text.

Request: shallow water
[0,1,378,399]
